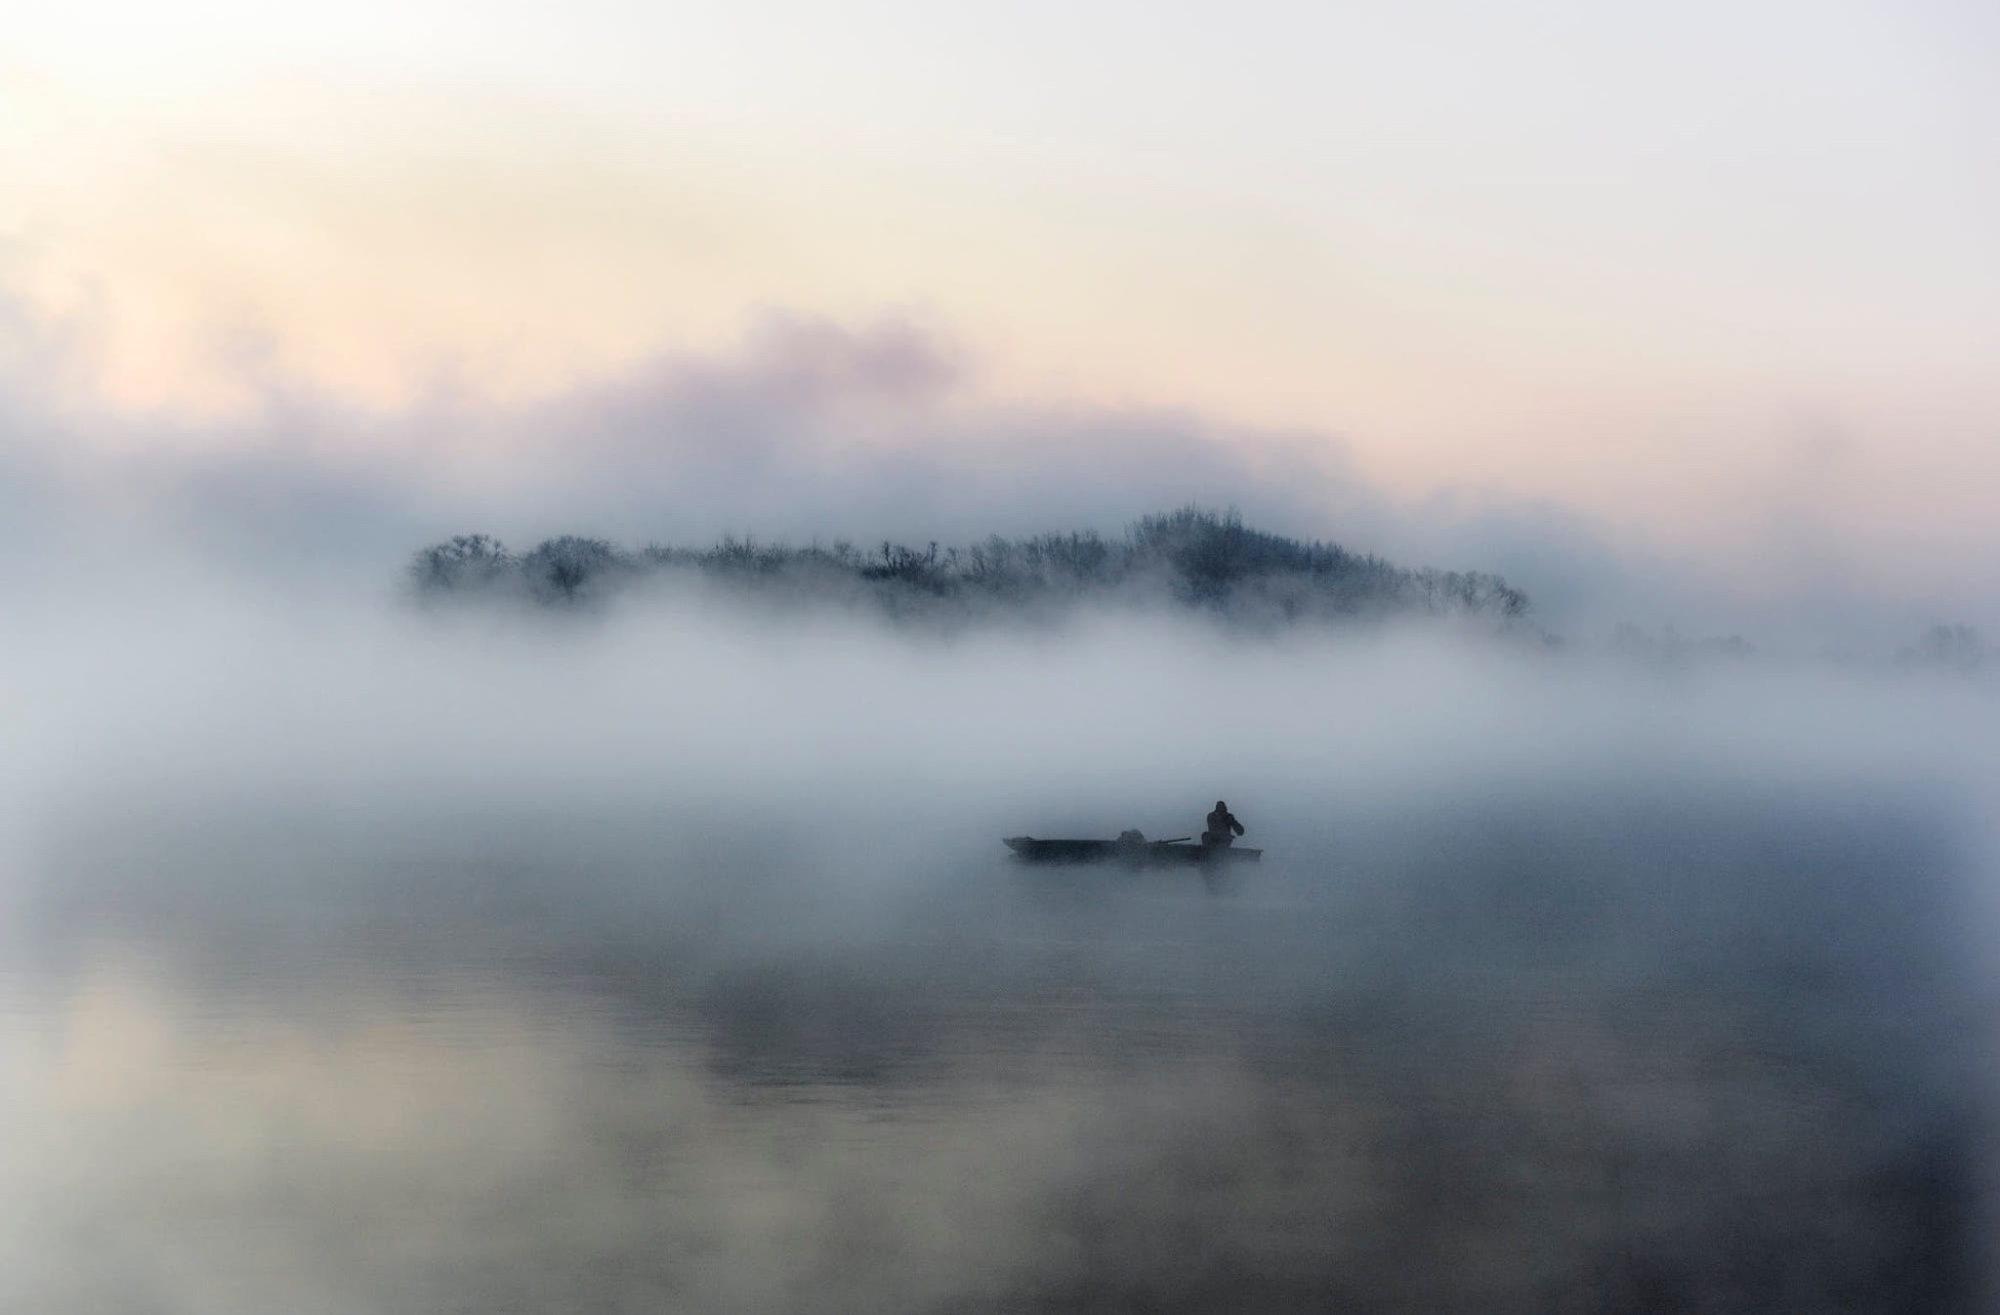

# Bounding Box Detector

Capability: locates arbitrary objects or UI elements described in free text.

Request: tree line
[408,507,1533,627]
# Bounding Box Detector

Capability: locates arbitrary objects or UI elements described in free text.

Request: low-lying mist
[2,576,1994,1313]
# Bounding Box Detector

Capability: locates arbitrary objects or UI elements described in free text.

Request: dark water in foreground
[3,786,1987,1314]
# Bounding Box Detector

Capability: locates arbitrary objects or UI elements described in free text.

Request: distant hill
[407,507,1532,628]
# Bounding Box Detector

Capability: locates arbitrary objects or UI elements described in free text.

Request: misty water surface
[0,588,1992,1313]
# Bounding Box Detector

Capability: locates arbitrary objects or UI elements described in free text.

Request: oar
[1151,836,1194,845]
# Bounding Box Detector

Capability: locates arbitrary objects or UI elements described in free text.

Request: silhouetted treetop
[407,507,1531,628]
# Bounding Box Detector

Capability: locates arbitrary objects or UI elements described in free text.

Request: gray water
[2,784,1983,1315]
[2,602,1991,1312]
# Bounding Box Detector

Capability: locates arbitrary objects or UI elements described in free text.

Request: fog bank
[2,578,1994,1312]
[7,307,1996,646]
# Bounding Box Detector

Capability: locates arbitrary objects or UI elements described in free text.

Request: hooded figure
[1203,801,1245,848]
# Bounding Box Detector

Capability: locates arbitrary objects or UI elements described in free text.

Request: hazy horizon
[8,0,2000,616]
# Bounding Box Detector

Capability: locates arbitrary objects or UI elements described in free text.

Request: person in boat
[1202,801,1245,848]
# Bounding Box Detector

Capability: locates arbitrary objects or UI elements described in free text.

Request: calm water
[1,785,1985,1314]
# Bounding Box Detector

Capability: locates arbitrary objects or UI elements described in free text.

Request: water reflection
[1,783,1984,1313]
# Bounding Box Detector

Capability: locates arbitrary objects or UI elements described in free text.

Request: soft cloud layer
[5,0,1998,557]
[4,308,1993,646]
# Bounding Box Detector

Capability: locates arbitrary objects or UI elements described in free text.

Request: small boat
[1003,833,1262,867]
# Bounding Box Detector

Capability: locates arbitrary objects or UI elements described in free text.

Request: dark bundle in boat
[1002,830,1262,867]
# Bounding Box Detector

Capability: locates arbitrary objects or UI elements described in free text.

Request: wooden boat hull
[1003,837,1262,866]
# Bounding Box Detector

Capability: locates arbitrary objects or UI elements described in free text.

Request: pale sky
[3,0,1997,594]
